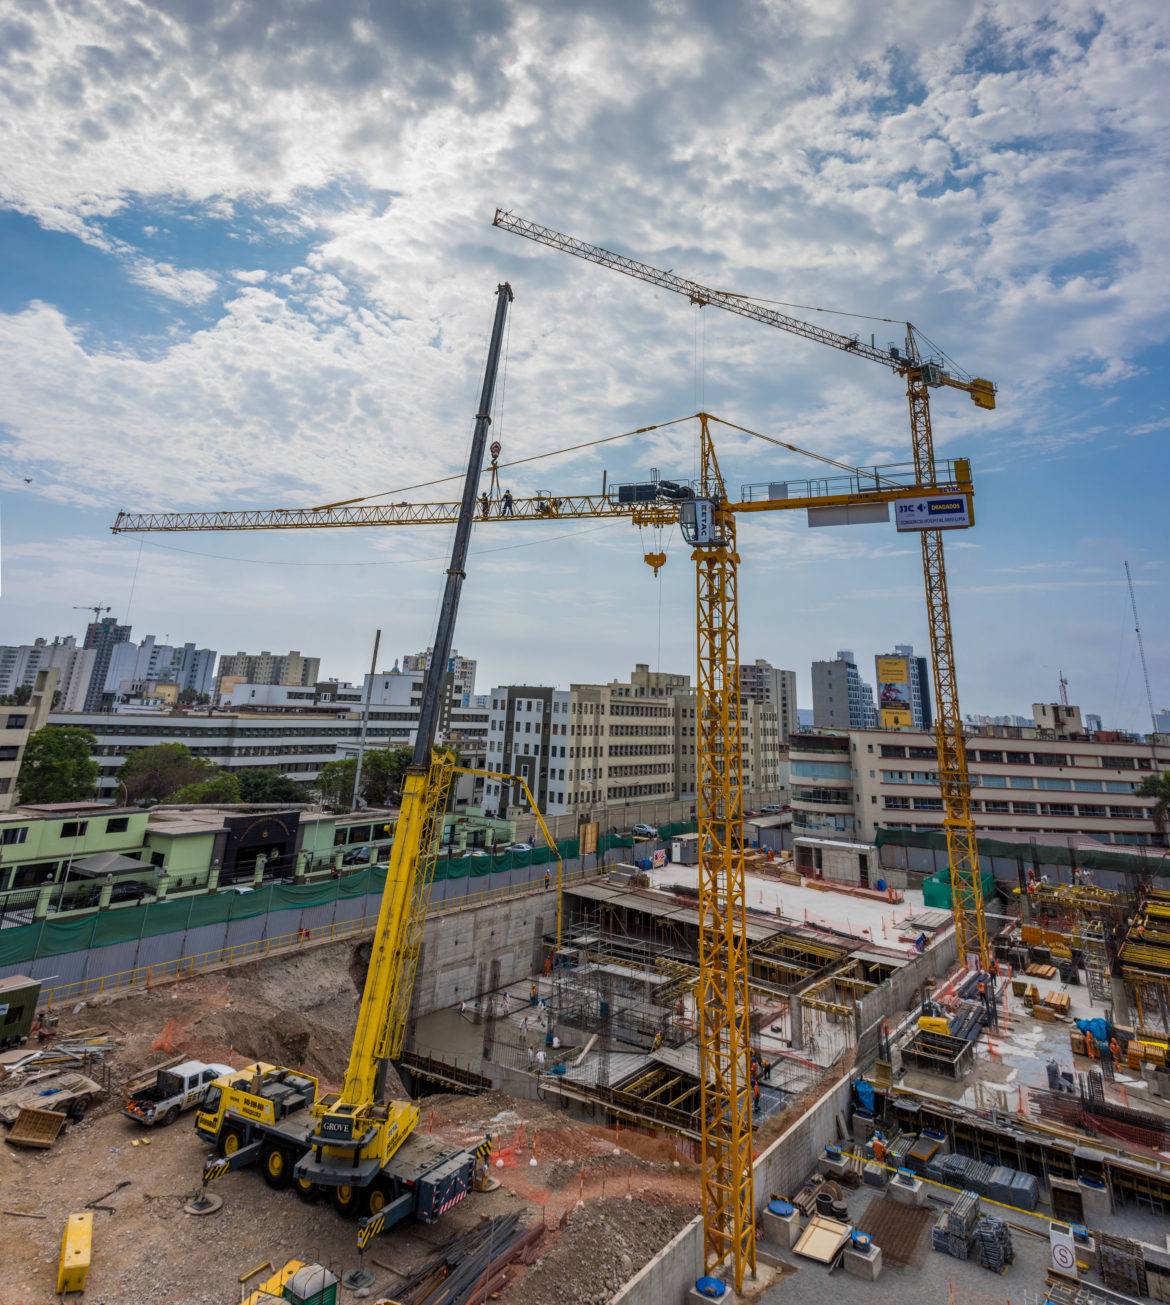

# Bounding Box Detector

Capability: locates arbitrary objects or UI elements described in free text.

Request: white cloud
[0,0,1167,720]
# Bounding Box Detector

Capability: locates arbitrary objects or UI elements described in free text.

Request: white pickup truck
[122,1059,234,1127]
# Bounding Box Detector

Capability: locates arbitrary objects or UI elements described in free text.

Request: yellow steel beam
[694,416,755,1290]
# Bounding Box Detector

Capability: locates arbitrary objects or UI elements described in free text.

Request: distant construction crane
[73,603,111,624]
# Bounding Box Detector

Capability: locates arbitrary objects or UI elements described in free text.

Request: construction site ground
[0,938,701,1304]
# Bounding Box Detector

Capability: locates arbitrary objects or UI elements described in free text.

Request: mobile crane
[191,283,514,1234]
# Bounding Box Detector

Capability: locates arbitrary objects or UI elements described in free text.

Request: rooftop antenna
[1058,670,1069,709]
[1124,561,1160,759]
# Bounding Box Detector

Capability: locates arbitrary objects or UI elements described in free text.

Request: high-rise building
[82,617,131,712]
[0,637,96,712]
[103,637,218,700]
[215,650,320,698]
[737,659,799,740]
[401,649,477,704]
[874,644,932,729]
[811,650,875,730]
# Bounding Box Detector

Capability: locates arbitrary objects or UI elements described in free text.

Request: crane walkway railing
[41,864,603,1010]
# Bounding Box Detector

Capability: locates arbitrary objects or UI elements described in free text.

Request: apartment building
[215,650,320,697]
[482,665,694,822]
[812,650,876,729]
[790,724,1169,847]
[400,648,477,705]
[0,637,96,711]
[82,617,132,712]
[738,659,799,740]
[0,669,57,811]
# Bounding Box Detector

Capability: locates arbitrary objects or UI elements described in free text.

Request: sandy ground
[0,938,699,1304]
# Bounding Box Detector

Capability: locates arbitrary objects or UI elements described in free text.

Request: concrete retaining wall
[612,1071,855,1303]
[856,929,960,1031]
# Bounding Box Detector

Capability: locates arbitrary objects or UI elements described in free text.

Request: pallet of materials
[1026,963,1058,979]
[6,1106,67,1149]
[1045,991,1071,1016]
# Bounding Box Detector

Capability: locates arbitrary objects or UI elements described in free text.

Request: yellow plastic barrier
[917,1016,950,1036]
[57,1211,92,1293]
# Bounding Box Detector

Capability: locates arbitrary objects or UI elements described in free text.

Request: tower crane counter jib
[190,283,513,1238]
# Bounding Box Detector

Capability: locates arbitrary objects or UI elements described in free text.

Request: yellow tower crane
[112,410,977,1290]
[491,210,993,976]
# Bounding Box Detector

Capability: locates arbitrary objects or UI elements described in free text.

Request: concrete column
[294,851,309,883]
[207,860,221,893]
[789,994,804,1051]
[33,881,55,920]
[155,874,170,901]
[333,850,344,874]
[98,879,114,910]
[252,855,266,889]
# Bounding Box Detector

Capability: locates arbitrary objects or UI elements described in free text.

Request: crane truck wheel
[331,1184,361,1217]
[363,1179,392,1218]
[261,1142,291,1190]
[293,1175,320,1203]
[218,1126,245,1158]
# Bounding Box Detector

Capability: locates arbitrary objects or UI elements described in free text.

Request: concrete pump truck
[193,283,514,1235]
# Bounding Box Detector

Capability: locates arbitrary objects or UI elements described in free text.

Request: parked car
[342,846,372,865]
[504,842,532,853]
[632,823,658,840]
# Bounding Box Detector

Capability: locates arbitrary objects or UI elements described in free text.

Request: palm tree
[1136,769,1170,848]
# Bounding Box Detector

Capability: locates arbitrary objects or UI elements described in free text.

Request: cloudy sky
[1,0,1167,727]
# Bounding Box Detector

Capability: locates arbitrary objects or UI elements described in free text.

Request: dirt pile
[505,1198,697,1305]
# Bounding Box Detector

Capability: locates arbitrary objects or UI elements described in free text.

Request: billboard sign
[877,655,912,728]
[894,494,972,531]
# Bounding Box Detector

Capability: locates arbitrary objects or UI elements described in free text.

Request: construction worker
[502,490,514,516]
[1109,1036,1123,1062]
[530,982,538,1006]
[752,1078,761,1111]
[1084,1029,1098,1060]
[480,492,490,518]
[652,1029,663,1052]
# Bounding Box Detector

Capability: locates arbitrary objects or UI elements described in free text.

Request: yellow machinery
[111,230,994,1286]
[189,283,515,1238]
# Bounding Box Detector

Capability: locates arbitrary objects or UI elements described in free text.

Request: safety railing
[41,861,604,1009]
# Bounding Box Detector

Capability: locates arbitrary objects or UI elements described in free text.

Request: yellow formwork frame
[906,366,988,968]
[693,417,756,1289]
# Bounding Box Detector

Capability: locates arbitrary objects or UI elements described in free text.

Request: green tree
[11,683,32,706]
[315,745,423,809]
[118,742,215,803]
[17,727,99,803]
[1137,769,1170,848]
[169,771,241,804]
[177,688,211,706]
[237,770,306,803]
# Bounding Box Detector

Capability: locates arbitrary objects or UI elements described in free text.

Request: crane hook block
[644,551,667,576]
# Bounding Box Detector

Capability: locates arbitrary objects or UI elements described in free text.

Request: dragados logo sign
[894,495,972,531]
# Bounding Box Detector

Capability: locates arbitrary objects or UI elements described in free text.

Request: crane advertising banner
[877,656,912,728]
[894,494,973,530]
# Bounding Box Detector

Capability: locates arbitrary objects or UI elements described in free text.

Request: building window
[105,817,130,834]
[1077,804,1107,817]
[61,821,88,838]
[1005,751,1031,765]
[1,826,28,845]
[1008,777,1034,789]
[0,746,19,762]
[6,714,29,729]
[1012,802,1038,814]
